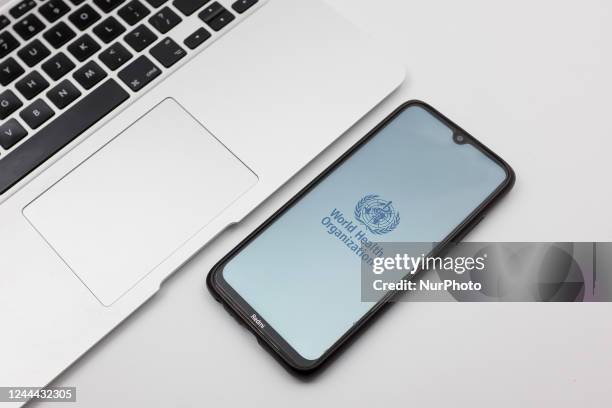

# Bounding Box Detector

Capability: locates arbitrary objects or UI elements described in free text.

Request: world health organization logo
[354,195,400,235]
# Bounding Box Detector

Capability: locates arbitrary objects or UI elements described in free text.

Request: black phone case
[207,100,516,377]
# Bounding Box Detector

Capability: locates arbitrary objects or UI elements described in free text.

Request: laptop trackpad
[23,99,258,306]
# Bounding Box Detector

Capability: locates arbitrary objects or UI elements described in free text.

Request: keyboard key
[0,80,129,195]
[209,10,233,31]
[124,24,157,52]
[13,14,46,41]
[0,57,25,86]
[145,0,167,7]
[15,71,49,100]
[118,55,160,92]
[118,0,150,26]
[68,0,86,5]
[20,99,54,129]
[198,2,233,31]
[0,31,20,59]
[67,34,100,61]
[0,119,28,150]
[73,60,107,89]
[41,52,75,80]
[173,0,208,16]
[231,0,257,13]
[47,79,81,109]
[43,21,76,48]
[198,1,222,22]
[93,16,126,44]
[198,1,225,23]
[183,27,210,49]
[69,5,101,31]
[150,37,185,67]
[9,0,36,19]
[39,0,70,23]
[17,39,50,67]
[0,90,23,120]
[47,79,82,109]
[208,10,233,31]
[209,11,233,31]
[0,15,10,30]
[93,0,126,13]
[99,42,132,70]
[148,7,181,34]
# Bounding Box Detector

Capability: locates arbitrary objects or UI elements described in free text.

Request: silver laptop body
[0,0,404,396]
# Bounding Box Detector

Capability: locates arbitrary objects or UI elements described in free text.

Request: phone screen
[219,104,510,362]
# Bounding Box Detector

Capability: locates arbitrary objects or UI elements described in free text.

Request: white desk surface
[4,0,610,406]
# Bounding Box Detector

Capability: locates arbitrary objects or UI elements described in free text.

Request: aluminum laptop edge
[0,0,405,399]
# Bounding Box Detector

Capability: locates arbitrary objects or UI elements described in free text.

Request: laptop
[0,0,404,396]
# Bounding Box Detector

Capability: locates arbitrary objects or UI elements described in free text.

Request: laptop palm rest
[23,98,258,306]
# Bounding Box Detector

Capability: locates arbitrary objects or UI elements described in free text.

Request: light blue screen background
[223,106,507,360]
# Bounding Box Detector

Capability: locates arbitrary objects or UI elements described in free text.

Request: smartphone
[207,101,515,374]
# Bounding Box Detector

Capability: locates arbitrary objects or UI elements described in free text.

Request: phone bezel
[207,100,516,375]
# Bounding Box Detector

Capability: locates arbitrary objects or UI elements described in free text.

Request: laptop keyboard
[0,0,260,195]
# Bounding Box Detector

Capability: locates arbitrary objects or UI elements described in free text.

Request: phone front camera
[454,134,465,144]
